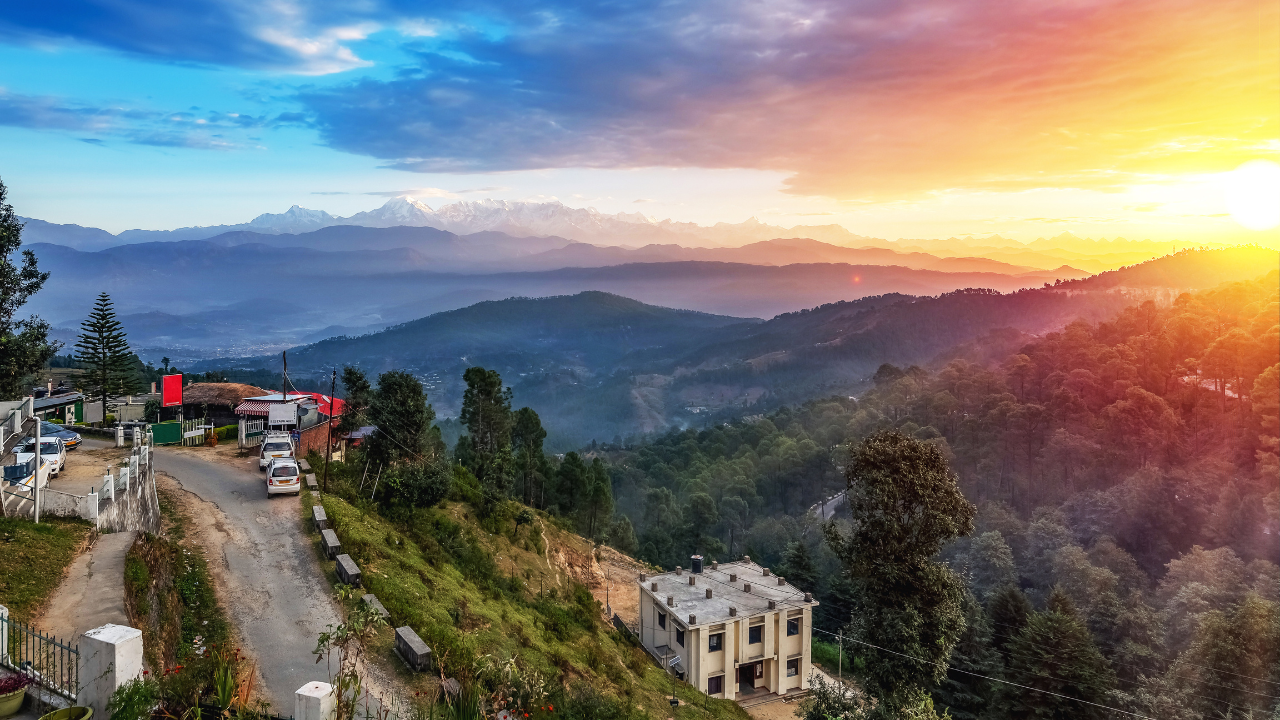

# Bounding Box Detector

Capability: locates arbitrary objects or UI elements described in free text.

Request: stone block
[312,505,329,531]
[295,682,335,720]
[335,554,361,586]
[321,529,342,559]
[362,593,390,620]
[395,627,432,672]
[298,459,312,472]
[77,624,144,720]
[306,474,318,491]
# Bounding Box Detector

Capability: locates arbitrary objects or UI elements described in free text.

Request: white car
[265,457,301,496]
[13,437,67,477]
[258,435,295,469]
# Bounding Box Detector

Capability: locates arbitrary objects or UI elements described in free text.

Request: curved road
[154,448,339,712]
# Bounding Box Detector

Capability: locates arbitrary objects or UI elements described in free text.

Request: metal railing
[1,614,79,701]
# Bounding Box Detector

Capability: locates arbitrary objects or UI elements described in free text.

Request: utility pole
[837,629,842,682]
[33,414,41,524]
[324,367,335,493]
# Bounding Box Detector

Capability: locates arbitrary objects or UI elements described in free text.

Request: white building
[637,555,817,702]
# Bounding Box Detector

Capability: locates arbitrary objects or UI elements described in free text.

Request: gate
[1,614,79,709]
[241,418,265,448]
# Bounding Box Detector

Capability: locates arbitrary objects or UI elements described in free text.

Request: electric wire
[808,626,1160,720]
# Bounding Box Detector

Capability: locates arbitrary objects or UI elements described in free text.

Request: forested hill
[1063,244,1278,291]
[218,247,1275,447]
[599,270,1279,719]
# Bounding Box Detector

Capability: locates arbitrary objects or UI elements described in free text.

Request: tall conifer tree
[74,293,139,414]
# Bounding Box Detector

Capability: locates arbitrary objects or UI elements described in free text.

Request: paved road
[810,490,847,520]
[153,448,339,711]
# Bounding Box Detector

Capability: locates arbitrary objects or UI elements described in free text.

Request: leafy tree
[607,515,638,555]
[459,366,513,486]
[966,531,1017,601]
[685,491,720,555]
[382,461,451,508]
[366,370,441,468]
[74,293,140,414]
[1167,594,1278,719]
[512,406,547,505]
[581,458,614,541]
[336,366,372,435]
[993,588,1116,720]
[823,430,976,718]
[0,177,58,400]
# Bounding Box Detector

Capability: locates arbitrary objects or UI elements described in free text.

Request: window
[748,625,762,644]
[708,633,723,652]
[657,610,666,629]
[787,659,799,677]
[676,628,685,647]
[708,675,723,695]
[787,618,800,636]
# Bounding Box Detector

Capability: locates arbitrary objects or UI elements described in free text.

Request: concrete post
[295,682,336,720]
[77,624,144,720]
[238,418,246,449]
[0,605,9,663]
[115,426,124,448]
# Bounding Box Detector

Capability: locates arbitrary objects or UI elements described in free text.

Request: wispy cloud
[0,90,276,150]
[3,0,1274,200]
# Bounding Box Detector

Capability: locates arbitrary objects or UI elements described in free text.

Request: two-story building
[636,555,817,702]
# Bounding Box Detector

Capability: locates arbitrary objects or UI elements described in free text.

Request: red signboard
[162,374,183,407]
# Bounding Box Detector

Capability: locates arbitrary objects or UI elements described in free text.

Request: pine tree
[0,177,59,399]
[993,588,1116,720]
[74,293,139,415]
[933,593,1002,720]
[779,541,818,593]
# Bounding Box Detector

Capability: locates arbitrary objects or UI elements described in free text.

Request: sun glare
[1219,160,1280,231]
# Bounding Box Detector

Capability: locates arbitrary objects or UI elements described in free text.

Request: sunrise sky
[1,0,1277,245]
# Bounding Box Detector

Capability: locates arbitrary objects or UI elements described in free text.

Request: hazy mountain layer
[197,247,1277,446]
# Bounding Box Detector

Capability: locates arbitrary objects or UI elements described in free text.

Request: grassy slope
[304,487,749,719]
[0,516,91,622]
[124,487,232,670]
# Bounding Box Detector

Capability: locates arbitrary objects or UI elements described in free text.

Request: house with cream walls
[636,555,818,702]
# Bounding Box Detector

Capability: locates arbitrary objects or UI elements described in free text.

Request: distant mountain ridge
[20,197,1223,265]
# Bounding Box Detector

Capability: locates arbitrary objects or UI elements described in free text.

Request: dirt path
[36,531,136,643]
[153,447,342,712]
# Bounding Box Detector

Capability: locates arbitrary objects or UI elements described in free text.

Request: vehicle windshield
[271,465,297,477]
[39,440,58,452]
[41,422,65,434]
[263,442,291,452]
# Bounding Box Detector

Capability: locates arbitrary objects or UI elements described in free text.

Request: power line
[982,614,1280,697]
[809,626,1160,720]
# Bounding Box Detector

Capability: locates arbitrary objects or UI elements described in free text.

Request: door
[738,663,757,692]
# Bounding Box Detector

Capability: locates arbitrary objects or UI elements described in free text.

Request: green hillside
[302,459,750,720]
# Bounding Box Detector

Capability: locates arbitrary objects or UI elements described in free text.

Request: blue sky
[0,0,1275,242]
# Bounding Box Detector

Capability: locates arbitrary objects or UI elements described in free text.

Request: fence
[239,418,265,449]
[1,613,79,711]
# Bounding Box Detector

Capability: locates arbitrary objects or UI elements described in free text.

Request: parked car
[265,457,301,496]
[39,421,82,450]
[258,434,295,469]
[13,437,67,476]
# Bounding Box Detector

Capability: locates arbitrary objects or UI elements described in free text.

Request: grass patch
[307,467,750,720]
[125,488,231,670]
[0,516,91,621]
[811,638,859,677]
